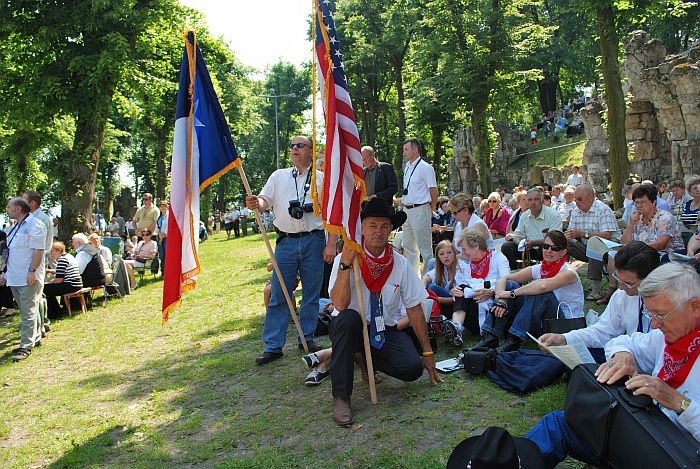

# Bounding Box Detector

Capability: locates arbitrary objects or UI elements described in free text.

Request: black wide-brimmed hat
[446,427,543,469]
[360,198,406,229]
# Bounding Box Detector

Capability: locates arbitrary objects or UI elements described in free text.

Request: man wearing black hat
[327,198,442,426]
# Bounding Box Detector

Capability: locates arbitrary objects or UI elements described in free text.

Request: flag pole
[238,164,309,353]
[352,258,378,404]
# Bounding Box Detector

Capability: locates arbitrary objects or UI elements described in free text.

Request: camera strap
[293,167,312,205]
[403,157,421,194]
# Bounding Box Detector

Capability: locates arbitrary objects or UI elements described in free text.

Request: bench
[63,287,92,316]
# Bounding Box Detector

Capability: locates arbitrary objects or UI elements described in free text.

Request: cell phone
[483,280,491,289]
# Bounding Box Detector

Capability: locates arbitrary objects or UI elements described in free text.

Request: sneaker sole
[443,322,458,345]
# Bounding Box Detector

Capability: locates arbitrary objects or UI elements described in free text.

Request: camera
[288,200,314,219]
[402,188,408,195]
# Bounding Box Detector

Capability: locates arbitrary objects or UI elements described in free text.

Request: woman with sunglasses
[483,192,510,239]
[475,230,584,353]
[446,193,493,255]
[122,230,158,289]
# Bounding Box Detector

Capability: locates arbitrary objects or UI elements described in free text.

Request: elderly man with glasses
[525,263,700,468]
[564,185,620,301]
[132,193,159,237]
[246,136,337,365]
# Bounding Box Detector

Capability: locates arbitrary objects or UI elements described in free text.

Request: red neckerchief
[540,256,567,279]
[360,243,394,293]
[658,329,700,389]
[470,250,492,279]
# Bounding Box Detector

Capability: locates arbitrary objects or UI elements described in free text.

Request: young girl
[422,240,469,315]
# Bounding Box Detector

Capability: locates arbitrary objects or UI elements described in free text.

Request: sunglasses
[451,208,465,215]
[142,233,152,236]
[289,142,308,149]
[488,200,499,203]
[541,243,564,251]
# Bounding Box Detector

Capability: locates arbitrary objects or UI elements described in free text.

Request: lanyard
[6,214,29,250]
[637,297,648,333]
[293,167,312,204]
[403,158,422,191]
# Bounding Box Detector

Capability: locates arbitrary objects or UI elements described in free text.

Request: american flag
[314,0,365,252]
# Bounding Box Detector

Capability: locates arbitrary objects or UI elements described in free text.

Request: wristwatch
[677,398,692,416]
[338,261,352,271]
[28,267,36,272]
[510,289,517,299]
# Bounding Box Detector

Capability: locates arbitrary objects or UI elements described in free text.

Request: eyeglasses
[574,196,589,202]
[642,301,686,324]
[289,142,308,149]
[488,200,499,203]
[143,197,151,201]
[451,208,465,215]
[633,199,652,207]
[612,271,640,290]
[541,243,564,251]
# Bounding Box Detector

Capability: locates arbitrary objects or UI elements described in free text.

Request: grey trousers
[10,282,43,349]
[567,239,603,281]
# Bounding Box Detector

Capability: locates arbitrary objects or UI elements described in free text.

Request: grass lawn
[512,136,586,171]
[0,231,602,468]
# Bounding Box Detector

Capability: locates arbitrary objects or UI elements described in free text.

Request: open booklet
[585,236,623,262]
[669,251,695,264]
[435,357,464,373]
[526,332,596,370]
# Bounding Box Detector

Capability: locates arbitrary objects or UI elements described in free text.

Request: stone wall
[448,30,700,195]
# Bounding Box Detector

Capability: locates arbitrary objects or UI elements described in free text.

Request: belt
[277,229,323,241]
[403,202,429,210]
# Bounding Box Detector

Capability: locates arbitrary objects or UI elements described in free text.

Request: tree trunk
[431,126,442,173]
[472,98,493,195]
[59,114,104,244]
[537,77,558,115]
[395,59,406,163]
[597,4,628,209]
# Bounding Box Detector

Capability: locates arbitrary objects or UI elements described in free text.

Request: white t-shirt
[531,262,584,318]
[329,250,426,327]
[454,215,495,252]
[424,259,470,289]
[260,166,324,234]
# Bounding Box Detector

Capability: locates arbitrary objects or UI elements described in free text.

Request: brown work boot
[333,397,354,426]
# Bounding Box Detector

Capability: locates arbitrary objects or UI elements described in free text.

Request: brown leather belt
[403,202,429,210]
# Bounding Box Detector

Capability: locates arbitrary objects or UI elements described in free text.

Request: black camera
[288,200,313,219]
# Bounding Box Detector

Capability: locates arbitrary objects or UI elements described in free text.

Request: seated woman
[679,175,700,227]
[483,192,510,239]
[447,193,494,254]
[665,178,691,215]
[685,228,700,273]
[505,190,528,237]
[446,230,510,347]
[422,240,469,316]
[123,230,158,288]
[538,241,660,363]
[44,241,83,318]
[431,199,454,249]
[476,230,584,353]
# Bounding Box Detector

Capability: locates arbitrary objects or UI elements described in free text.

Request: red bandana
[360,243,394,293]
[658,329,700,389]
[539,256,567,279]
[470,250,492,279]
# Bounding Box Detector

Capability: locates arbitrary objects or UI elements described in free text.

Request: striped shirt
[569,200,620,242]
[680,200,700,227]
[54,253,83,288]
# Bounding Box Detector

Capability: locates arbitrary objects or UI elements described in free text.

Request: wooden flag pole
[352,257,378,404]
[237,164,309,353]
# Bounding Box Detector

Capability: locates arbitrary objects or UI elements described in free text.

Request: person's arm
[429,187,439,211]
[26,248,44,286]
[323,233,337,264]
[405,303,443,385]
[375,164,398,201]
[132,208,141,224]
[496,268,577,301]
[471,222,489,241]
[329,245,357,311]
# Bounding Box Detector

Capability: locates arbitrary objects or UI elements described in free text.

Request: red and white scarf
[470,250,492,279]
[658,329,700,389]
[539,256,567,279]
[360,243,394,293]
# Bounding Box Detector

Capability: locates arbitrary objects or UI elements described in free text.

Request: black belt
[404,202,429,210]
[277,229,323,242]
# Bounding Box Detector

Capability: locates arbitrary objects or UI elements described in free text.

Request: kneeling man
[328,198,442,425]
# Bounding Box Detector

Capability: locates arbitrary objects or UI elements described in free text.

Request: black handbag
[542,302,586,334]
[461,347,498,374]
[564,363,700,468]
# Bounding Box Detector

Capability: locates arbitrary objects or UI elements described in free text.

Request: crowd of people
[242,134,698,468]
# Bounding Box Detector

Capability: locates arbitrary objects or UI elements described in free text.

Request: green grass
[512,136,586,170]
[0,231,604,468]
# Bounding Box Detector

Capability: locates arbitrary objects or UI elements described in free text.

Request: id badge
[374,315,385,332]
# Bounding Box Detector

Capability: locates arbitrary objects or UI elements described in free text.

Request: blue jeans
[482,280,562,341]
[158,237,166,274]
[525,411,597,469]
[263,231,325,353]
[427,284,451,298]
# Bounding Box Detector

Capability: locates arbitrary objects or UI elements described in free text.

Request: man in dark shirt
[361,146,398,207]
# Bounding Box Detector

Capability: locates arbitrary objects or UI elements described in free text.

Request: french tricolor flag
[163,31,240,323]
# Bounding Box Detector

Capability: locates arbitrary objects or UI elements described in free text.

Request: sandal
[596,291,614,305]
[301,353,319,370]
[12,347,31,362]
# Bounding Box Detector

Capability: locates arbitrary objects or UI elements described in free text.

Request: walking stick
[237,165,309,353]
[352,257,378,404]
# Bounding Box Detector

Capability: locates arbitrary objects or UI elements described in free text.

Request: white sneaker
[1,308,16,318]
